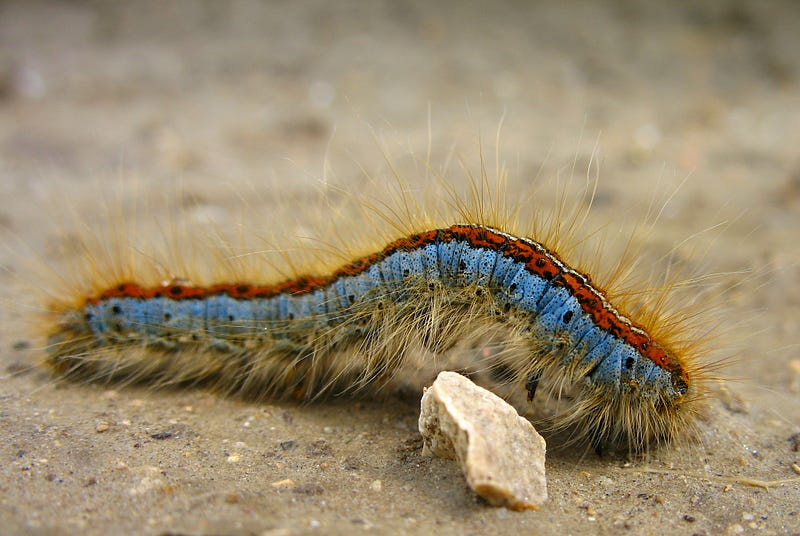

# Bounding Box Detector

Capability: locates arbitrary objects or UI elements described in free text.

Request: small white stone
[418,371,547,510]
[270,478,296,489]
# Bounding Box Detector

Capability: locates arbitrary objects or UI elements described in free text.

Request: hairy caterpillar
[35,146,722,453]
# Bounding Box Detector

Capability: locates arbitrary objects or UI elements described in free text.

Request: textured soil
[1,2,799,535]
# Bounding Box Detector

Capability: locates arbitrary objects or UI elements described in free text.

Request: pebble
[270,478,296,489]
[418,371,547,510]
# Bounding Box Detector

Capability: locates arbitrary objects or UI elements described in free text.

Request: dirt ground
[1,1,800,534]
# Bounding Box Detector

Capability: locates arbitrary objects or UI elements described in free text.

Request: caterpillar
[35,147,721,453]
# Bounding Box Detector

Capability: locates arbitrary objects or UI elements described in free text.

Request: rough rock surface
[418,371,547,510]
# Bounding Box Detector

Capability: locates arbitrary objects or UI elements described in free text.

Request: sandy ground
[1,1,800,534]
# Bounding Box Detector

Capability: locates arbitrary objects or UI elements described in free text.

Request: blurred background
[2,1,798,193]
